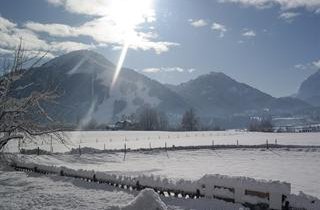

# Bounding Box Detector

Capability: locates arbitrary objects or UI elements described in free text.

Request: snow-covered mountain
[169,72,311,117]
[11,50,311,125]
[12,50,190,124]
[297,70,320,106]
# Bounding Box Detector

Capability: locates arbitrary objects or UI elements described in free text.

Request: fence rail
[11,163,302,210]
[19,143,320,156]
[12,164,205,199]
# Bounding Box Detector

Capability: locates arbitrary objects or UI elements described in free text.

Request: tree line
[136,106,201,131]
[82,106,226,132]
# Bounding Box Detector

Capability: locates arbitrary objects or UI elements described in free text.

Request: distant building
[272,117,320,133]
[106,120,135,130]
[273,123,320,133]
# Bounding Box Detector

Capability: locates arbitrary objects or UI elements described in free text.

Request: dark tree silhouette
[158,111,168,130]
[181,108,198,131]
[138,106,159,130]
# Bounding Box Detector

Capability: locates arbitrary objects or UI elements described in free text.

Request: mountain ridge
[170,71,310,117]
[9,50,313,127]
[12,50,191,125]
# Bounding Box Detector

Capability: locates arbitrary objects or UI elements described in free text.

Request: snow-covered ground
[6,130,320,153]
[0,165,245,210]
[3,130,320,209]
[0,165,134,210]
[18,147,320,198]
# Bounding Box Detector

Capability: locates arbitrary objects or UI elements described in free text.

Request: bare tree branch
[0,38,66,154]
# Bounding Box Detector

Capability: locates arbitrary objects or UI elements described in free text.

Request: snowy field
[3,130,320,209]
[18,147,320,198]
[7,130,320,153]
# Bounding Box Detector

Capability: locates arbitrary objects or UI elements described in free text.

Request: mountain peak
[42,50,114,70]
[206,71,232,79]
[173,70,275,117]
[181,71,234,87]
[62,50,107,60]
[297,70,320,106]
[208,71,226,76]
[16,50,189,124]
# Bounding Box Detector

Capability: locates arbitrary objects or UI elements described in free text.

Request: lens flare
[109,0,154,90]
[111,41,129,90]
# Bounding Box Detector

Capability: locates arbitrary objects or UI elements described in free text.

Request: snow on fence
[197,175,290,210]
[10,161,319,210]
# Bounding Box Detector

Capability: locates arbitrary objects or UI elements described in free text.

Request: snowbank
[287,191,320,210]
[110,189,167,210]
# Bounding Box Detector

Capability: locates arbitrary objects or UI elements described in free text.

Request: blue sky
[0,0,319,97]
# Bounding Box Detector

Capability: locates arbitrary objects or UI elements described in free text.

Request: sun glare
[109,0,154,90]
[109,0,154,30]
[111,41,129,89]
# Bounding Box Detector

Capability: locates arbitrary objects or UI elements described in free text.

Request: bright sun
[109,0,154,31]
[110,0,155,89]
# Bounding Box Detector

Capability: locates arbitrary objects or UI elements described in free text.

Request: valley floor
[3,131,320,209]
[16,148,320,198]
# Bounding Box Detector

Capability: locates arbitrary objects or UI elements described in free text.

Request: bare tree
[181,108,198,131]
[138,106,159,130]
[248,116,273,132]
[158,111,168,131]
[0,39,65,155]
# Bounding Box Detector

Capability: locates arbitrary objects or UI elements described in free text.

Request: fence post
[266,139,269,149]
[79,145,81,156]
[18,139,20,151]
[196,189,201,198]
[37,146,40,156]
[136,180,141,191]
[123,143,127,161]
[50,136,53,153]
[104,143,106,150]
